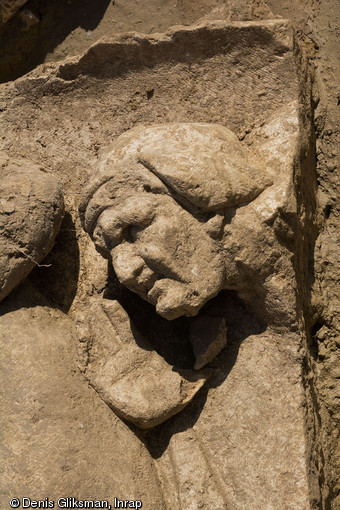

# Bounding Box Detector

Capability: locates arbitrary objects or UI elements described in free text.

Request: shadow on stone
[0,0,111,82]
[28,211,80,313]
[104,265,196,370]
[144,290,265,458]
[0,281,49,316]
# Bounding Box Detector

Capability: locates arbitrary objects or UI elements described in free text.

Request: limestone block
[0,18,315,509]
[0,299,164,508]
[0,162,64,301]
[78,298,206,429]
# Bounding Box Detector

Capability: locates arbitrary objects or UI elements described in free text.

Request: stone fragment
[0,164,64,301]
[79,298,207,429]
[189,315,228,370]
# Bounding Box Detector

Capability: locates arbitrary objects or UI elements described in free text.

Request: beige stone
[79,122,274,321]
[0,17,322,510]
[152,329,311,510]
[0,162,64,302]
[79,110,298,331]
[78,298,207,429]
[0,292,164,508]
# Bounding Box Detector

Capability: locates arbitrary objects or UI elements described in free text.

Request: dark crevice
[145,290,265,458]
[0,0,111,83]
[311,318,326,339]
[324,204,332,219]
[146,88,154,100]
[28,212,80,312]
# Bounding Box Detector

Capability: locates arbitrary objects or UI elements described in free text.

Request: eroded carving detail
[0,161,64,301]
[77,298,206,429]
[78,122,279,428]
[80,123,272,319]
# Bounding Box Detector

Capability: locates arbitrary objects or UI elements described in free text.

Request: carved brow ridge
[79,174,114,232]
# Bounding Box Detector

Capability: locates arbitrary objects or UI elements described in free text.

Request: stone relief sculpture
[1,18,321,509]
[77,121,292,428]
[80,123,272,320]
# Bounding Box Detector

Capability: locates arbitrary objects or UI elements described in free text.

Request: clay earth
[0,0,339,509]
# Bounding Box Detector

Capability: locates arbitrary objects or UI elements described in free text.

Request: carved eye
[95,211,125,249]
[92,223,113,258]
[95,198,155,250]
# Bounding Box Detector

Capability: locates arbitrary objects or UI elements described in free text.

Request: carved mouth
[146,276,167,299]
[141,258,188,293]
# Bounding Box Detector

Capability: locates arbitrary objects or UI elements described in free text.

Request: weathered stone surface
[0,17,322,510]
[77,298,206,429]
[0,161,64,301]
[81,122,271,216]
[0,291,164,508]
[79,122,273,321]
[152,327,311,510]
[79,109,298,331]
[225,101,300,328]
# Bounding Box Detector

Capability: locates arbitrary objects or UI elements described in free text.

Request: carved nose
[112,247,145,286]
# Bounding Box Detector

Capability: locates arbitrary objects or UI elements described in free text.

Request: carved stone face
[92,187,225,319]
[80,122,272,319]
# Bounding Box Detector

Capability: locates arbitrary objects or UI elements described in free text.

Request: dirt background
[0,0,339,507]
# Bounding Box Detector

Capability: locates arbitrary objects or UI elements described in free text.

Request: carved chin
[146,279,214,320]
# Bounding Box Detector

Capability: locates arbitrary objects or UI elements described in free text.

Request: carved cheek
[137,235,178,270]
[139,216,181,259]
[138,240,168,267]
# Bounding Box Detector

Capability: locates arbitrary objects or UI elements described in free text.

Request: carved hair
[80,123,272,237]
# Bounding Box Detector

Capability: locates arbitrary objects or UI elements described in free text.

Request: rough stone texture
[0,10,338,510]
[0,160,64,301]
[78,110,299,327]
[80,122,271,213]
[150,328,310,510]
[77,297,206,429]
[0,287,165,508]
[303,3,340,506]
[69,25,309,505]
[79,122,272,320]
[0,0,225,83]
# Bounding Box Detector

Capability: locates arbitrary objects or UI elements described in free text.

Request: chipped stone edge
[3,18,293,94]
